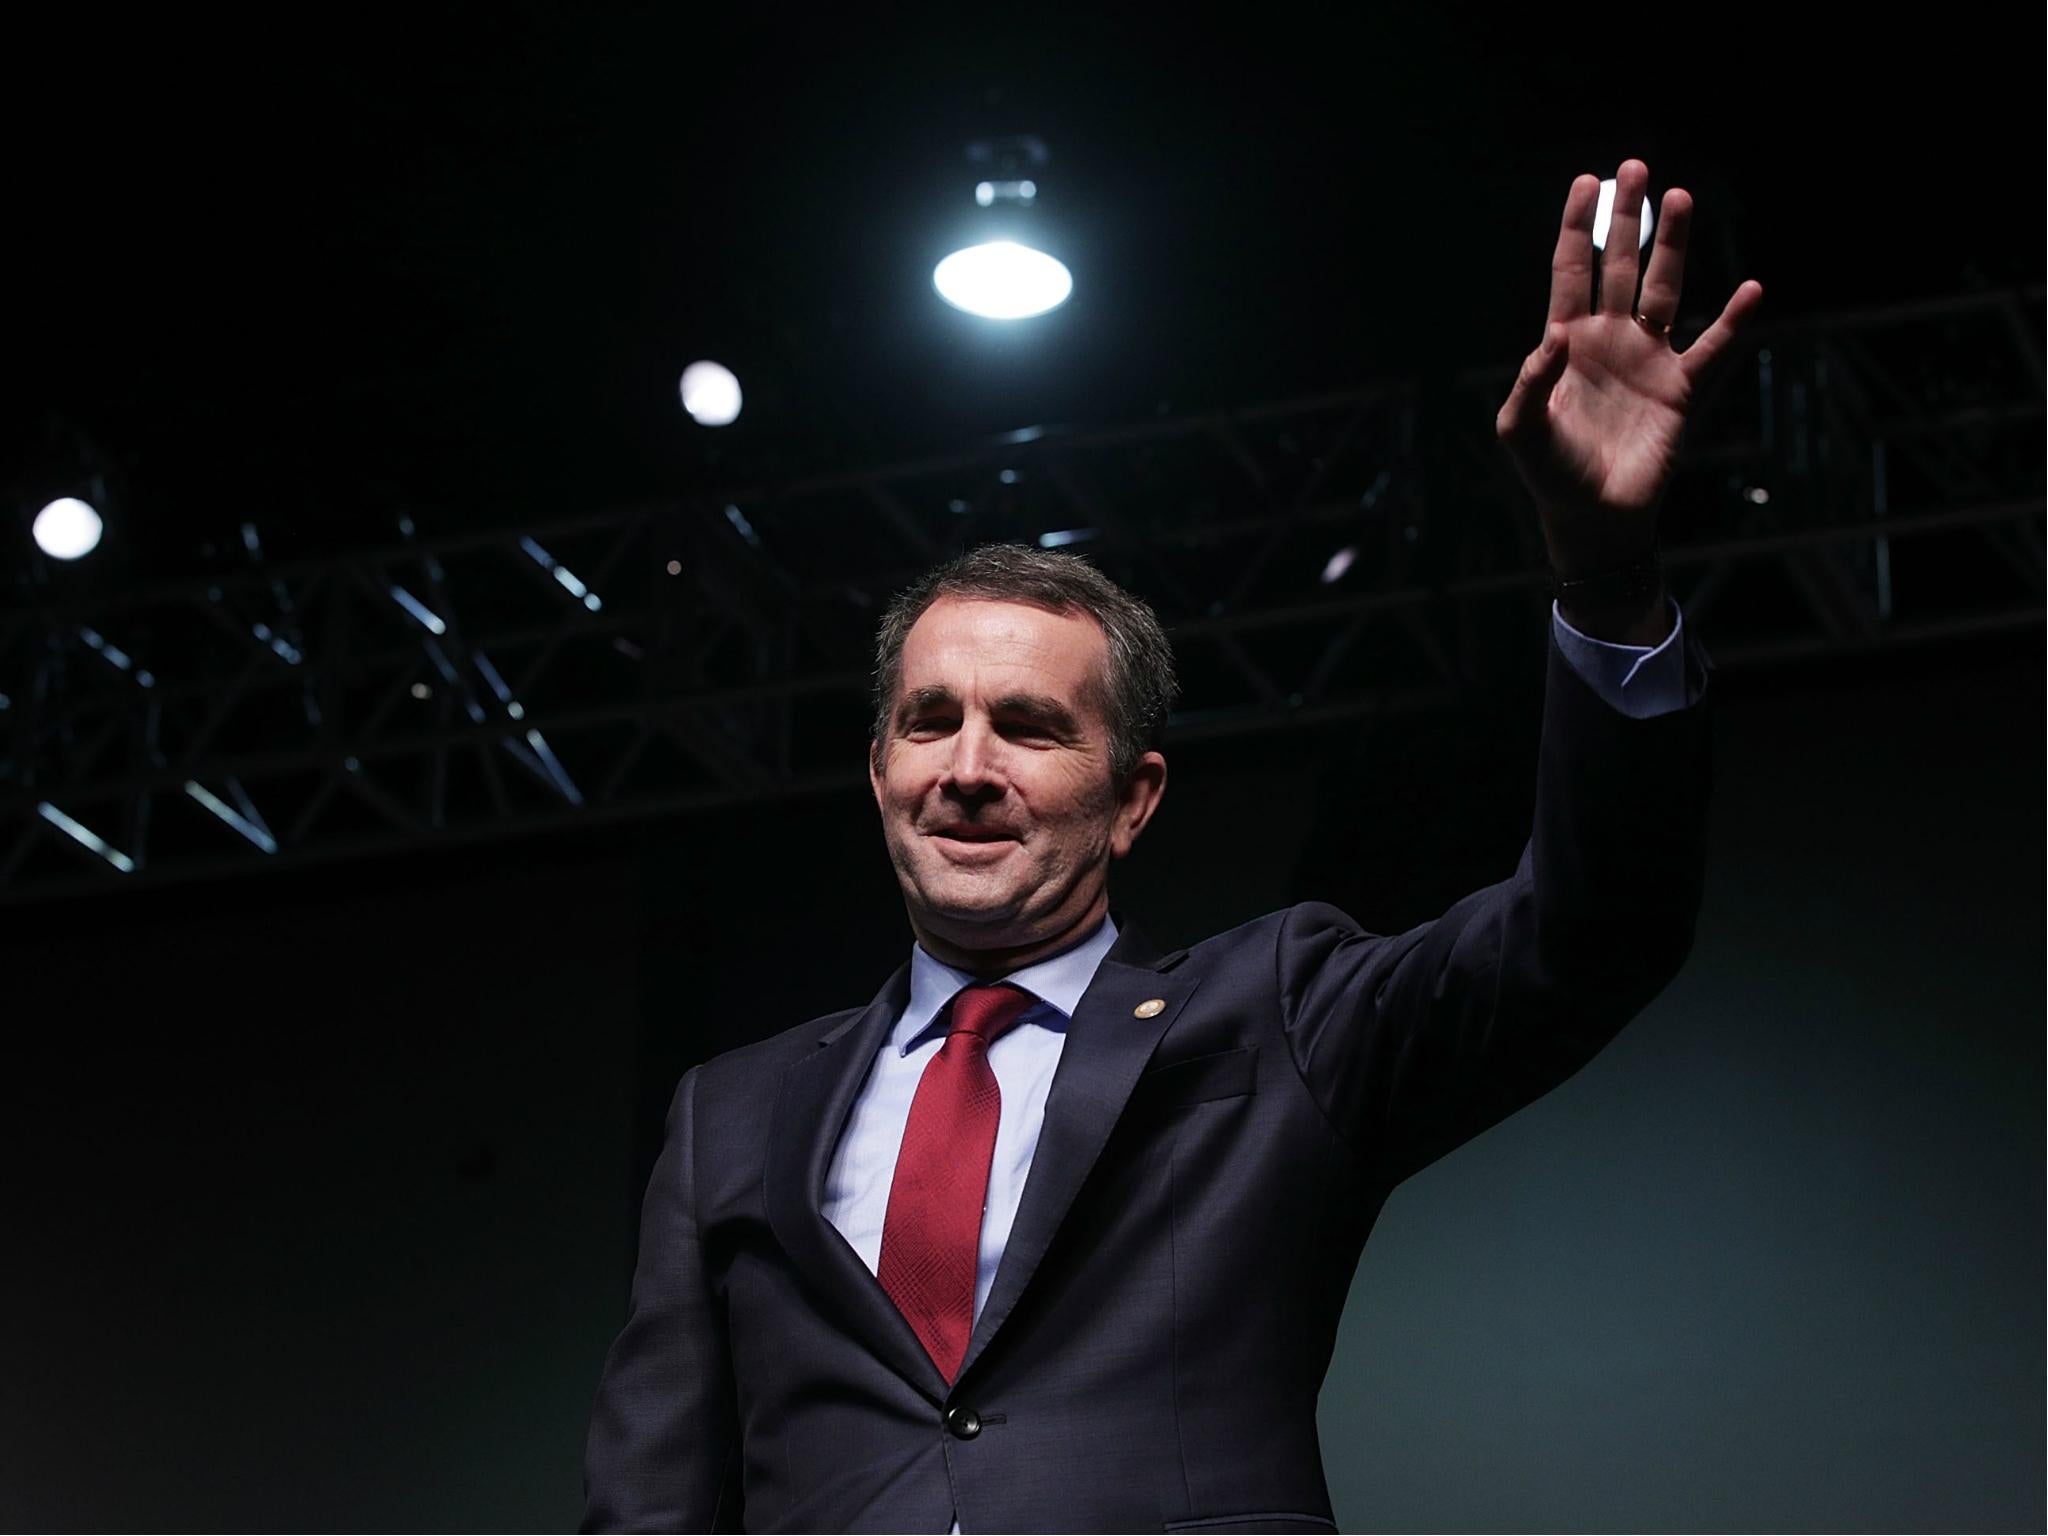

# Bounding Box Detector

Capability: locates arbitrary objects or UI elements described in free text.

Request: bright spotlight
[680,361,742,427]
[33,498,103,561]
[1592,180,1655,253]
[933,241,1073,320]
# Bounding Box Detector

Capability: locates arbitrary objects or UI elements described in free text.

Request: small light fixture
[33,497,103,560]
[680,360,742,427]
[934,135,1072,321]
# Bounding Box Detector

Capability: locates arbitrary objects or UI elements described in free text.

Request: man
[583,160,1761,1532]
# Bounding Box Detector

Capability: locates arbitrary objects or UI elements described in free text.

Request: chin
[905,875,1031,932]
[915,883,1027,928]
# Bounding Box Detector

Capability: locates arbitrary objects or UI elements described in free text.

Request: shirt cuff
[1550,596,1694,719]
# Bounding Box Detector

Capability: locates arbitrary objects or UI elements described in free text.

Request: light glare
[933,241,1073,320]
[1592,180,1655,253]
[680,361,742,426]
[33,498,103,560]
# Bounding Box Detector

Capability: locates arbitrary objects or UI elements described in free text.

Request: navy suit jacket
[583,624,1714,1533]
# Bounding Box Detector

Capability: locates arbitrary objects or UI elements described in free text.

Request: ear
[868,736,885,809]
[1109,751,1167,859]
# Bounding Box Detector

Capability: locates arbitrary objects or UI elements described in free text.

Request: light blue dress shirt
[1547,594,1694,719]
[823,598,1695,1299]
[821,599,1694,1529]
[822,912,1121,1328]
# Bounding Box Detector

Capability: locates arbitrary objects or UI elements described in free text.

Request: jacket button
[944,1406,981,1440]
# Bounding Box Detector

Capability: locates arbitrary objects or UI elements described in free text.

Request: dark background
[3,6,2042,1531]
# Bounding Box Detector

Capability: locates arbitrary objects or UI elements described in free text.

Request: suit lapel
[954,920,1200,1384]
[763,921,1201,1398]
[763,959,951,1401]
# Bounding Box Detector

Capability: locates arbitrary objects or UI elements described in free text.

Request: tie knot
[946,982,1036,1046]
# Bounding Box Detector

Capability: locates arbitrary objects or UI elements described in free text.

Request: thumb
[1495,323,1569,442]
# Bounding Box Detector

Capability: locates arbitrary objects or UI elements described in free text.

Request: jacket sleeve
[1278,621,1714,1188]
[582,1065,743,1532]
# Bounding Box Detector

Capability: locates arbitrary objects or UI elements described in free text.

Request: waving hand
[1496,159,1763,583]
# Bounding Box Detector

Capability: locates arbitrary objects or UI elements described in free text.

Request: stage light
[935,134,1071,321]
[934,241,1073,320]
[976,178,1037,208]
[680,361,742,426]
[1589,181,1654,256]
[33,497,103,560]
[1321,546,1358,584]
[1592,179,1654,253]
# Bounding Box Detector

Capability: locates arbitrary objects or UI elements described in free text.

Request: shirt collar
[896,913,1120,1055]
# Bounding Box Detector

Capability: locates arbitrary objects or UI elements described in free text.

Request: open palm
[1497,161,1763,578]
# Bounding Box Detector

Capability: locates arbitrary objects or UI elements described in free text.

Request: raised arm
[1280,160,1745,1185]
[1279,617,1713,1187]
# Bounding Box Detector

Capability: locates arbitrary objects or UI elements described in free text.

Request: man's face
[869,597,1163,956]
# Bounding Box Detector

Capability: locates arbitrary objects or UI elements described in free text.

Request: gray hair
[870,543,1178,787]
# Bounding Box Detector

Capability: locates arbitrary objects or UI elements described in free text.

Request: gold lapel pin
[1134,998,1166,1018]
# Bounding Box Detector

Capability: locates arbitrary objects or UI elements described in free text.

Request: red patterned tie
[876,982,1037,1384]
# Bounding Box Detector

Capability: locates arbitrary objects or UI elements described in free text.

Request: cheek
[1027,772,1116,840]
[881,758,940,819]
[874,751,914,799]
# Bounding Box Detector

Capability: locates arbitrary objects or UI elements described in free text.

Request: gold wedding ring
[1632,311,1673,338]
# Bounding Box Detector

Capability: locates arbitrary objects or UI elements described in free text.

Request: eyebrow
[895,685,1082,736]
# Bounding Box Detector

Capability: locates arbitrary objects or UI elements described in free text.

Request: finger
[1677,280,1765,383]
[1598,159,1650,315]
[1547,174,1602,324]
[1496,322,1570,442]
[1636,186,1692,328]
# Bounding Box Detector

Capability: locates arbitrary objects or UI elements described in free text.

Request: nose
[941,718,1006,802]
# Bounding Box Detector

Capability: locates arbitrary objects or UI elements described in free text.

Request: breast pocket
[1128,1044,1258,1111]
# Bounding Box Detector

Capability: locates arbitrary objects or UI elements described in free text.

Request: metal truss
[2,285,2040,902]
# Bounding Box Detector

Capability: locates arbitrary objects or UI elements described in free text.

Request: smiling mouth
[928,828,1018,852]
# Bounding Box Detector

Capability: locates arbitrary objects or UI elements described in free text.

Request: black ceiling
[8,4,2039,575]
